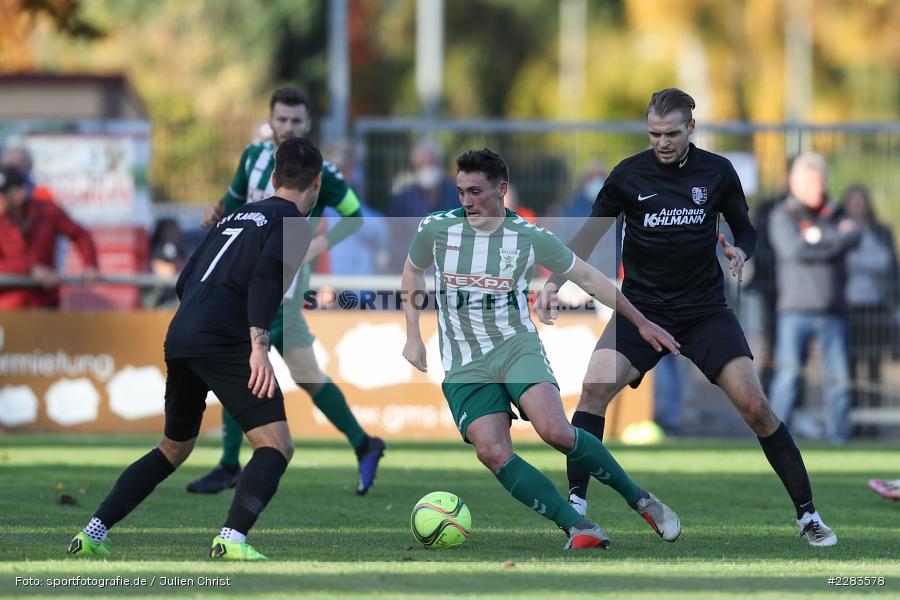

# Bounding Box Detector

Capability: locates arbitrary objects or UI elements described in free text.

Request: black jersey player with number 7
[535,88,836,547]
[67,137,320,560]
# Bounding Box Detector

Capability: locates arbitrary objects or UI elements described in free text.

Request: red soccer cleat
[868,479,900,501]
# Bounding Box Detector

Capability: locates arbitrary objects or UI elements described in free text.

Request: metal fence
[354,118,900,219]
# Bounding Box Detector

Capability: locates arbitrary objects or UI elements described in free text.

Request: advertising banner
[0,311,651,439]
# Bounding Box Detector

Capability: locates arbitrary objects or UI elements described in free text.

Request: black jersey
[165,196,311,358]
[588,143,757,310]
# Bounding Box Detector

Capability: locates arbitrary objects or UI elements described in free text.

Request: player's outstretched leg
[717,357,837,546]
[303,377,386,494]
[496,454,610,551]
[758,422,835,546]
[467,412,608,550]
[566,410,605,516]
[522,382,681,542]
[567,426,681,542]
[68,441,184,557]
[290,340,386,495]
[566,348,638,519]
[210,422,293,561]
[186,409,242,494]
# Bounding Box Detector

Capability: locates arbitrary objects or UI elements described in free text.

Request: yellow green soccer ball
[410,491,472,549]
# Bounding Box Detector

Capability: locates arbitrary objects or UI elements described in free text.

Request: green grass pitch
[1,433,897,598]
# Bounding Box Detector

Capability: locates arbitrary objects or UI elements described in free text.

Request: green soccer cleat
[209,536,268,560]
[67,532,111,556]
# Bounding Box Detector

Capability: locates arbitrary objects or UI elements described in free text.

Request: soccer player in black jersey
[67,137,321,560]
[536,88,837,547]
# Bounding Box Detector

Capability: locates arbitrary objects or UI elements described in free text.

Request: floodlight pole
[785,0,813,154]
[559,0,587,120]
[416,0,444,119]
[324,0,350,143]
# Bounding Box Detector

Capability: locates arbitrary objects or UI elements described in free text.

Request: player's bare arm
[565,258,680,355]
[201,199,226,228]
[302,235,330,265]
[535,217,615,325]
[248,326,276,399]
[534,281,561,326]
[401,258,428,372]
[718,233,747,281]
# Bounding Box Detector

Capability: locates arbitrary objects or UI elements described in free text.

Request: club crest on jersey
[442,272,514,292]
[498,248,519,271]
[691,187,708,206]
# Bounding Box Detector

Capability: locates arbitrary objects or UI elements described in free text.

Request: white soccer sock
[219,527,246,542]
[797,510,823,527]
[84,517,109,543]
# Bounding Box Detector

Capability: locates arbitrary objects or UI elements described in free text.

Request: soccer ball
[410,491,472,549]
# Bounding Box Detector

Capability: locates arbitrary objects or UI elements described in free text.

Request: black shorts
[596,305,753,388]
[163,356,286,441]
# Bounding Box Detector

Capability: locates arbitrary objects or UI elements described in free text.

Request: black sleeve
[590,169,625,219]
[247,215,313,330]
[720,165,758,259]
[547,175,620,287]
[247,255,287,330]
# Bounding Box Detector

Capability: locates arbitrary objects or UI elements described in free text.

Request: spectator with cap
[0,166,99,308]
[1,142,54,202]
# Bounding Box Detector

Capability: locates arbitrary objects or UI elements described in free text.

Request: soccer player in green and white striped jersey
[190,88,385,496]
[402,148,683,549]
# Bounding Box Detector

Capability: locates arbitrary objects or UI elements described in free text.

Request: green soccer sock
[312,379,366,450]
[495,454,583,530]
[568,427,640,504]
[220,409,243,467]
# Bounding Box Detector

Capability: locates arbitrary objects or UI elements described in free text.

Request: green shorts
[441,332,558,443]
[272,264,315,353]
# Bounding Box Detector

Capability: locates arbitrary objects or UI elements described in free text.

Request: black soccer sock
[758,422,815,519]
[354,435,371,458]
[223,446,288,535]
[94,448,175,528]
[566,411,606,500]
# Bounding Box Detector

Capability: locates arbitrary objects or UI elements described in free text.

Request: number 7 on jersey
[201,228,244,282]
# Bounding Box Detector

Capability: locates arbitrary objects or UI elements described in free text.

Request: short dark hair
[647,88,696,123]
[455,147,509,184]
[273,137,323,191]
[269,87,311,113]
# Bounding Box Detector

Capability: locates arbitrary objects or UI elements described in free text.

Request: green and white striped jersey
[224,140,357,220]
[408,208,576,372]
[223,140,363,304]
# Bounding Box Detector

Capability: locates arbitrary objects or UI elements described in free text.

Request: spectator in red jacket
[0,166,99,308]
[0,170,32,309]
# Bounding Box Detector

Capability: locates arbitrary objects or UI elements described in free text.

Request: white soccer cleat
[798,512,837,547]
[568,493,588,517]
[634,491,681,542]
